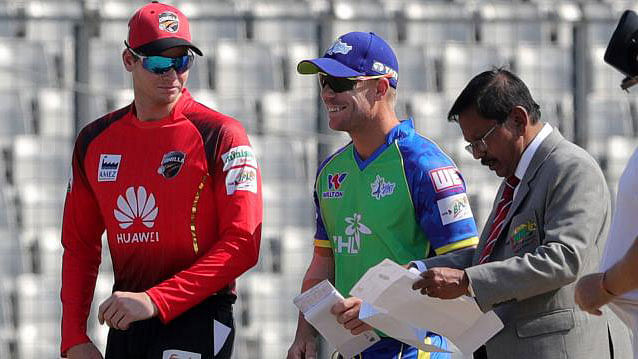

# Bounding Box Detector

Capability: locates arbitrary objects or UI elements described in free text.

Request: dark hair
[447,67,541,124]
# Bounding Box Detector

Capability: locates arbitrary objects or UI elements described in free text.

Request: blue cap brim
[297,58,364,78]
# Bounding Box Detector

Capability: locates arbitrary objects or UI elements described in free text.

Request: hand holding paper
[331,297,374,335]
[412,267,471,299]
[293,280,379,358]
[350,259,504,355]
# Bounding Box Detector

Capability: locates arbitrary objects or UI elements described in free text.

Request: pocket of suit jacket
[515,309,575,338]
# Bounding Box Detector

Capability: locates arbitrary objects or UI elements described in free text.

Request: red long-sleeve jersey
[60,89,262,355]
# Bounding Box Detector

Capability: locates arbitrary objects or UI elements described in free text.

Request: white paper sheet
[293,280,380,358]
[359,302,448,353]
[350,259,504,354]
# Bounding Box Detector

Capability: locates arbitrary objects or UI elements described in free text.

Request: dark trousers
[105,295,235,359]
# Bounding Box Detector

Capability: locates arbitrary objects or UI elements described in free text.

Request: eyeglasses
[465,123,499,155]
[127,46,194,75]
[318,73,393,93]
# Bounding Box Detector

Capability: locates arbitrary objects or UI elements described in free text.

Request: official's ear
[509,106,529,136]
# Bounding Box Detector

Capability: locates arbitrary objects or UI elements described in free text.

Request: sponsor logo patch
[158,12,179,33]
[437,193,473,225]
[114,186,158,229]
[326,39,353,55]
[225,166,258,195]
[370,175,395,200]
[157,151,186,179]
[332,213,371,254]
[113,186,160,245]
[323,172,347,199]
[98,154,121,182]
[429,166,463,192]
[372,61,398,81]
[162,349,201,359]
[221,145,257,171]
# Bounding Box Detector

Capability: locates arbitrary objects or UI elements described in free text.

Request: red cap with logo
[127,1,202,56]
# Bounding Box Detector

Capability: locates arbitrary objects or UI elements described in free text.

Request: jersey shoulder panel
[397,132,458,177]
[183,101,251,175]
[75,105,131,175]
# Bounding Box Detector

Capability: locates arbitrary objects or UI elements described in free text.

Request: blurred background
[0,0,636,358]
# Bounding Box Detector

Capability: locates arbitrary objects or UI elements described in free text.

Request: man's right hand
[66,342,103,359]
[286,332,317,359]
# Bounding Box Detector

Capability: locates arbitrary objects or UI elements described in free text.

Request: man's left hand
[575,273,614,316]
[412,267,470,299]
[98,291,158,330]
[330,297,373,335]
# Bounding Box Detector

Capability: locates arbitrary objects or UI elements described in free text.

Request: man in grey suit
[410,68,631,359]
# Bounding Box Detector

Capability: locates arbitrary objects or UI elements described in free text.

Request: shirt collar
[385,118,415,145]
[128,88,192,128]
[353,118,415,170]
[514,123,553,180]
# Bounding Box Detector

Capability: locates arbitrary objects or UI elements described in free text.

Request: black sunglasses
[318,73,393,93]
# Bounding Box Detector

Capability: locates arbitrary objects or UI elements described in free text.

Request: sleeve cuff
[466,272,475,297]
[409,261,427,272]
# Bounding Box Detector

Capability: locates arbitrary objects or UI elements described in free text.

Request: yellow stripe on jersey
[315,239,332,248]
[417,336,432,359]
[435,236,479,255]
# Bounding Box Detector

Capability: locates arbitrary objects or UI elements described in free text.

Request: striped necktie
[478,176,520,264]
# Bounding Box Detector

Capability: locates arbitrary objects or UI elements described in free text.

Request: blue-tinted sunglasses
[127,46,194,75]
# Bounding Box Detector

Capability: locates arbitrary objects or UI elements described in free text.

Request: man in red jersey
[60,2,262,358]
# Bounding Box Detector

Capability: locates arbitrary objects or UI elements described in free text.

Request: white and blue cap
[297,31,399,88]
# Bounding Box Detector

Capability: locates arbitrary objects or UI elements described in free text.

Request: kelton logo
[113,186,160,244]
[157,151,186,179]
[158,12,179,33]
[322,173,347,199]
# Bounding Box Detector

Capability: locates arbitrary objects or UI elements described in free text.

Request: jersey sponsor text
[437,193,473,225]
[429,166,463,192]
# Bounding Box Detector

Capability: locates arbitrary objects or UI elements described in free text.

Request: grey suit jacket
[418,129,632,358]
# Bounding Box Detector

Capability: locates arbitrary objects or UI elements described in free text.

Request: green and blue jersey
[313,119,479,297]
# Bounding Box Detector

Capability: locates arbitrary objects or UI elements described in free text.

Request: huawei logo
[113,186,158,229]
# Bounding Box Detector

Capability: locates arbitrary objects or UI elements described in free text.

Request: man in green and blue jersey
[287,32,479,359]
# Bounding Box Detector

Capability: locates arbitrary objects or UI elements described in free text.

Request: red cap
[127,1,202,56]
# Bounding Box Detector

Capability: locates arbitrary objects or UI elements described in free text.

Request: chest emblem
[322,172,347,199]
[157,151,186,179]
[98,154,121,182]
[333,213,372,254]
[370,175,395,200]
[114,186,158,229]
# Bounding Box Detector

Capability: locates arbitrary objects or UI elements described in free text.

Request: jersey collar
[385,118,415,145]
[353,118,415,170]
[128,88,192,128]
